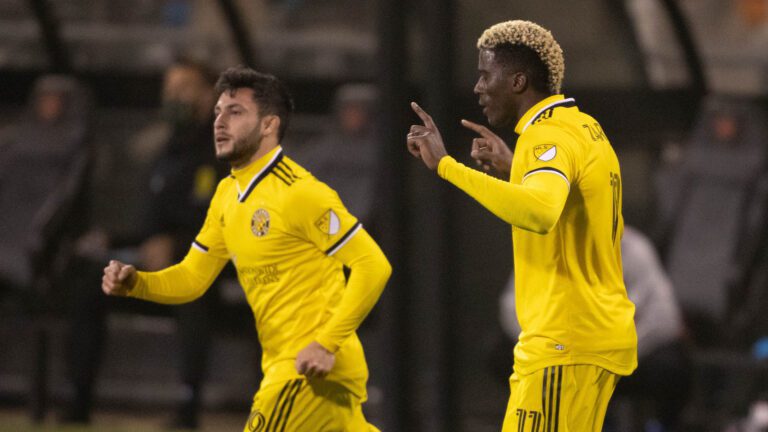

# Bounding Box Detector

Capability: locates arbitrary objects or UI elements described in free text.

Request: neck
[231,137,279,170]
[514,91,551,127]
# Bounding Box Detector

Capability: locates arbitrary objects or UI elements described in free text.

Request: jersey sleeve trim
[523,167,570,188]
[192,240,209,253]
[325,222,363,256]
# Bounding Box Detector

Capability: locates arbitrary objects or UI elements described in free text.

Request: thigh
[244,379,302,432]
[502,365,619,432]
[501,369,548,432]
[244,379,377,432]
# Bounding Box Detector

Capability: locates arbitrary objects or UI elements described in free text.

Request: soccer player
[103,66,391,431]
[406,20,637,431]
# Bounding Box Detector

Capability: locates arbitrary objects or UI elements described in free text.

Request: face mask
[161,100,196,128]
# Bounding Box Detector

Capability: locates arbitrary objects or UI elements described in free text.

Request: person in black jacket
[62,58,227,429]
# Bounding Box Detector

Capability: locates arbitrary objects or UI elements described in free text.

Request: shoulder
[517,122,577,163]
[277,154,311,180]
[215,174,235,192]
[284,172,338,206]
[522,121,573,145]
[209,175,236,205]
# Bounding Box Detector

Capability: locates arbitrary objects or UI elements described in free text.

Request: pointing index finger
[411,102,435,128]
[461,119,494,138]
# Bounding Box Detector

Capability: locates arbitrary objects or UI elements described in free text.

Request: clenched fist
[102,260,137,297]
[295,341,335,379]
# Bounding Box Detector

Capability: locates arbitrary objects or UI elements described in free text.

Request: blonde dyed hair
[477,20,565,94]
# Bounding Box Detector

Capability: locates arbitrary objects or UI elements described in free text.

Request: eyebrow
[215,102,246,112]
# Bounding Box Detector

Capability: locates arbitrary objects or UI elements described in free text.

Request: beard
[216,128,262,167]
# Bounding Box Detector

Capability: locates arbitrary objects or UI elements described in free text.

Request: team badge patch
[246,410,266,431]
[251,209,270,237]
[533,144,557,161]
[315,209,341,235]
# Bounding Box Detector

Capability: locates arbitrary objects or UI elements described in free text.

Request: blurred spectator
[294,83,380,228]
[0,74,92,299]
[608,226,693,432]
[289,83,388,422]
[500,226,692,432]
[61,58,227,429]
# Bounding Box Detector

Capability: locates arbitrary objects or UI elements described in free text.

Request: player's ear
[262,115,281,137]
[510,71,527,93]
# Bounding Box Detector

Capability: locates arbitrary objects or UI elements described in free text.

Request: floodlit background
[1,1,767,431]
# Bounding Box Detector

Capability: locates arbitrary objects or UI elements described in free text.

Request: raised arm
[406,102,569,234]
[438,156,569,234]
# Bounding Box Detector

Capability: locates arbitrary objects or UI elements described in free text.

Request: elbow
[381,259,393,287]
[526,224,552,235]
[348,250,392,287]
[368,252,393,290]
[381,255,393,280]
[184,286,208,303]
[371,253,393,289]
[522,210,561,235]
[535,216,558,235]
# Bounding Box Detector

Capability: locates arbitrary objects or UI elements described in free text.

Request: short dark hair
[492,43,551,95]
[214,66,294,141]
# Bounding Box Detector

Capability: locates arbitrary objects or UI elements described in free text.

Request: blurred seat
[660,95,768,341]
[657,94,768,429]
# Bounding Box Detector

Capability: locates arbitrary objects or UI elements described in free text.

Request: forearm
[315,230,392,352]
[437,156,567,234]
[129,247,227,304]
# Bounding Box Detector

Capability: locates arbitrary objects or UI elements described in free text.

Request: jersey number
[610,172,621,243]
[515,408,544,432]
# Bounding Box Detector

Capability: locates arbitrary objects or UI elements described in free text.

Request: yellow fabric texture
[502,365,619,432]
[244,378,381,432]
[130,145,391,399]
[438,95,637,376]
[438,156,569,234]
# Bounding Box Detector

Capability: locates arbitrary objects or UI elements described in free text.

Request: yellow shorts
[243,378,380,432]
[501,364,619,432]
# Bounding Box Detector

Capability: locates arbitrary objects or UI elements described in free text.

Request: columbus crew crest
[246,410,266,431]
[251,209,270,237]
[533,144,557,162]
[315,209,341,235]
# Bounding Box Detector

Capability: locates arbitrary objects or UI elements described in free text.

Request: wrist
[126,272,144,298]
[314,336,339,354]
[436,155,455,178]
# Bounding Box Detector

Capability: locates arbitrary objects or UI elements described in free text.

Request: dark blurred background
[1,1,768,431]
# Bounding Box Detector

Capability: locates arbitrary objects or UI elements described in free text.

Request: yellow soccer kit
[501,365,619,432]
[126,145,391,427]
[438,94,637,376]
[245,379,381,432]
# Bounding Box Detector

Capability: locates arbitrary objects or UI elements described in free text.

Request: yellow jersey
[129,145,391,399]
[438,95,637,376]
